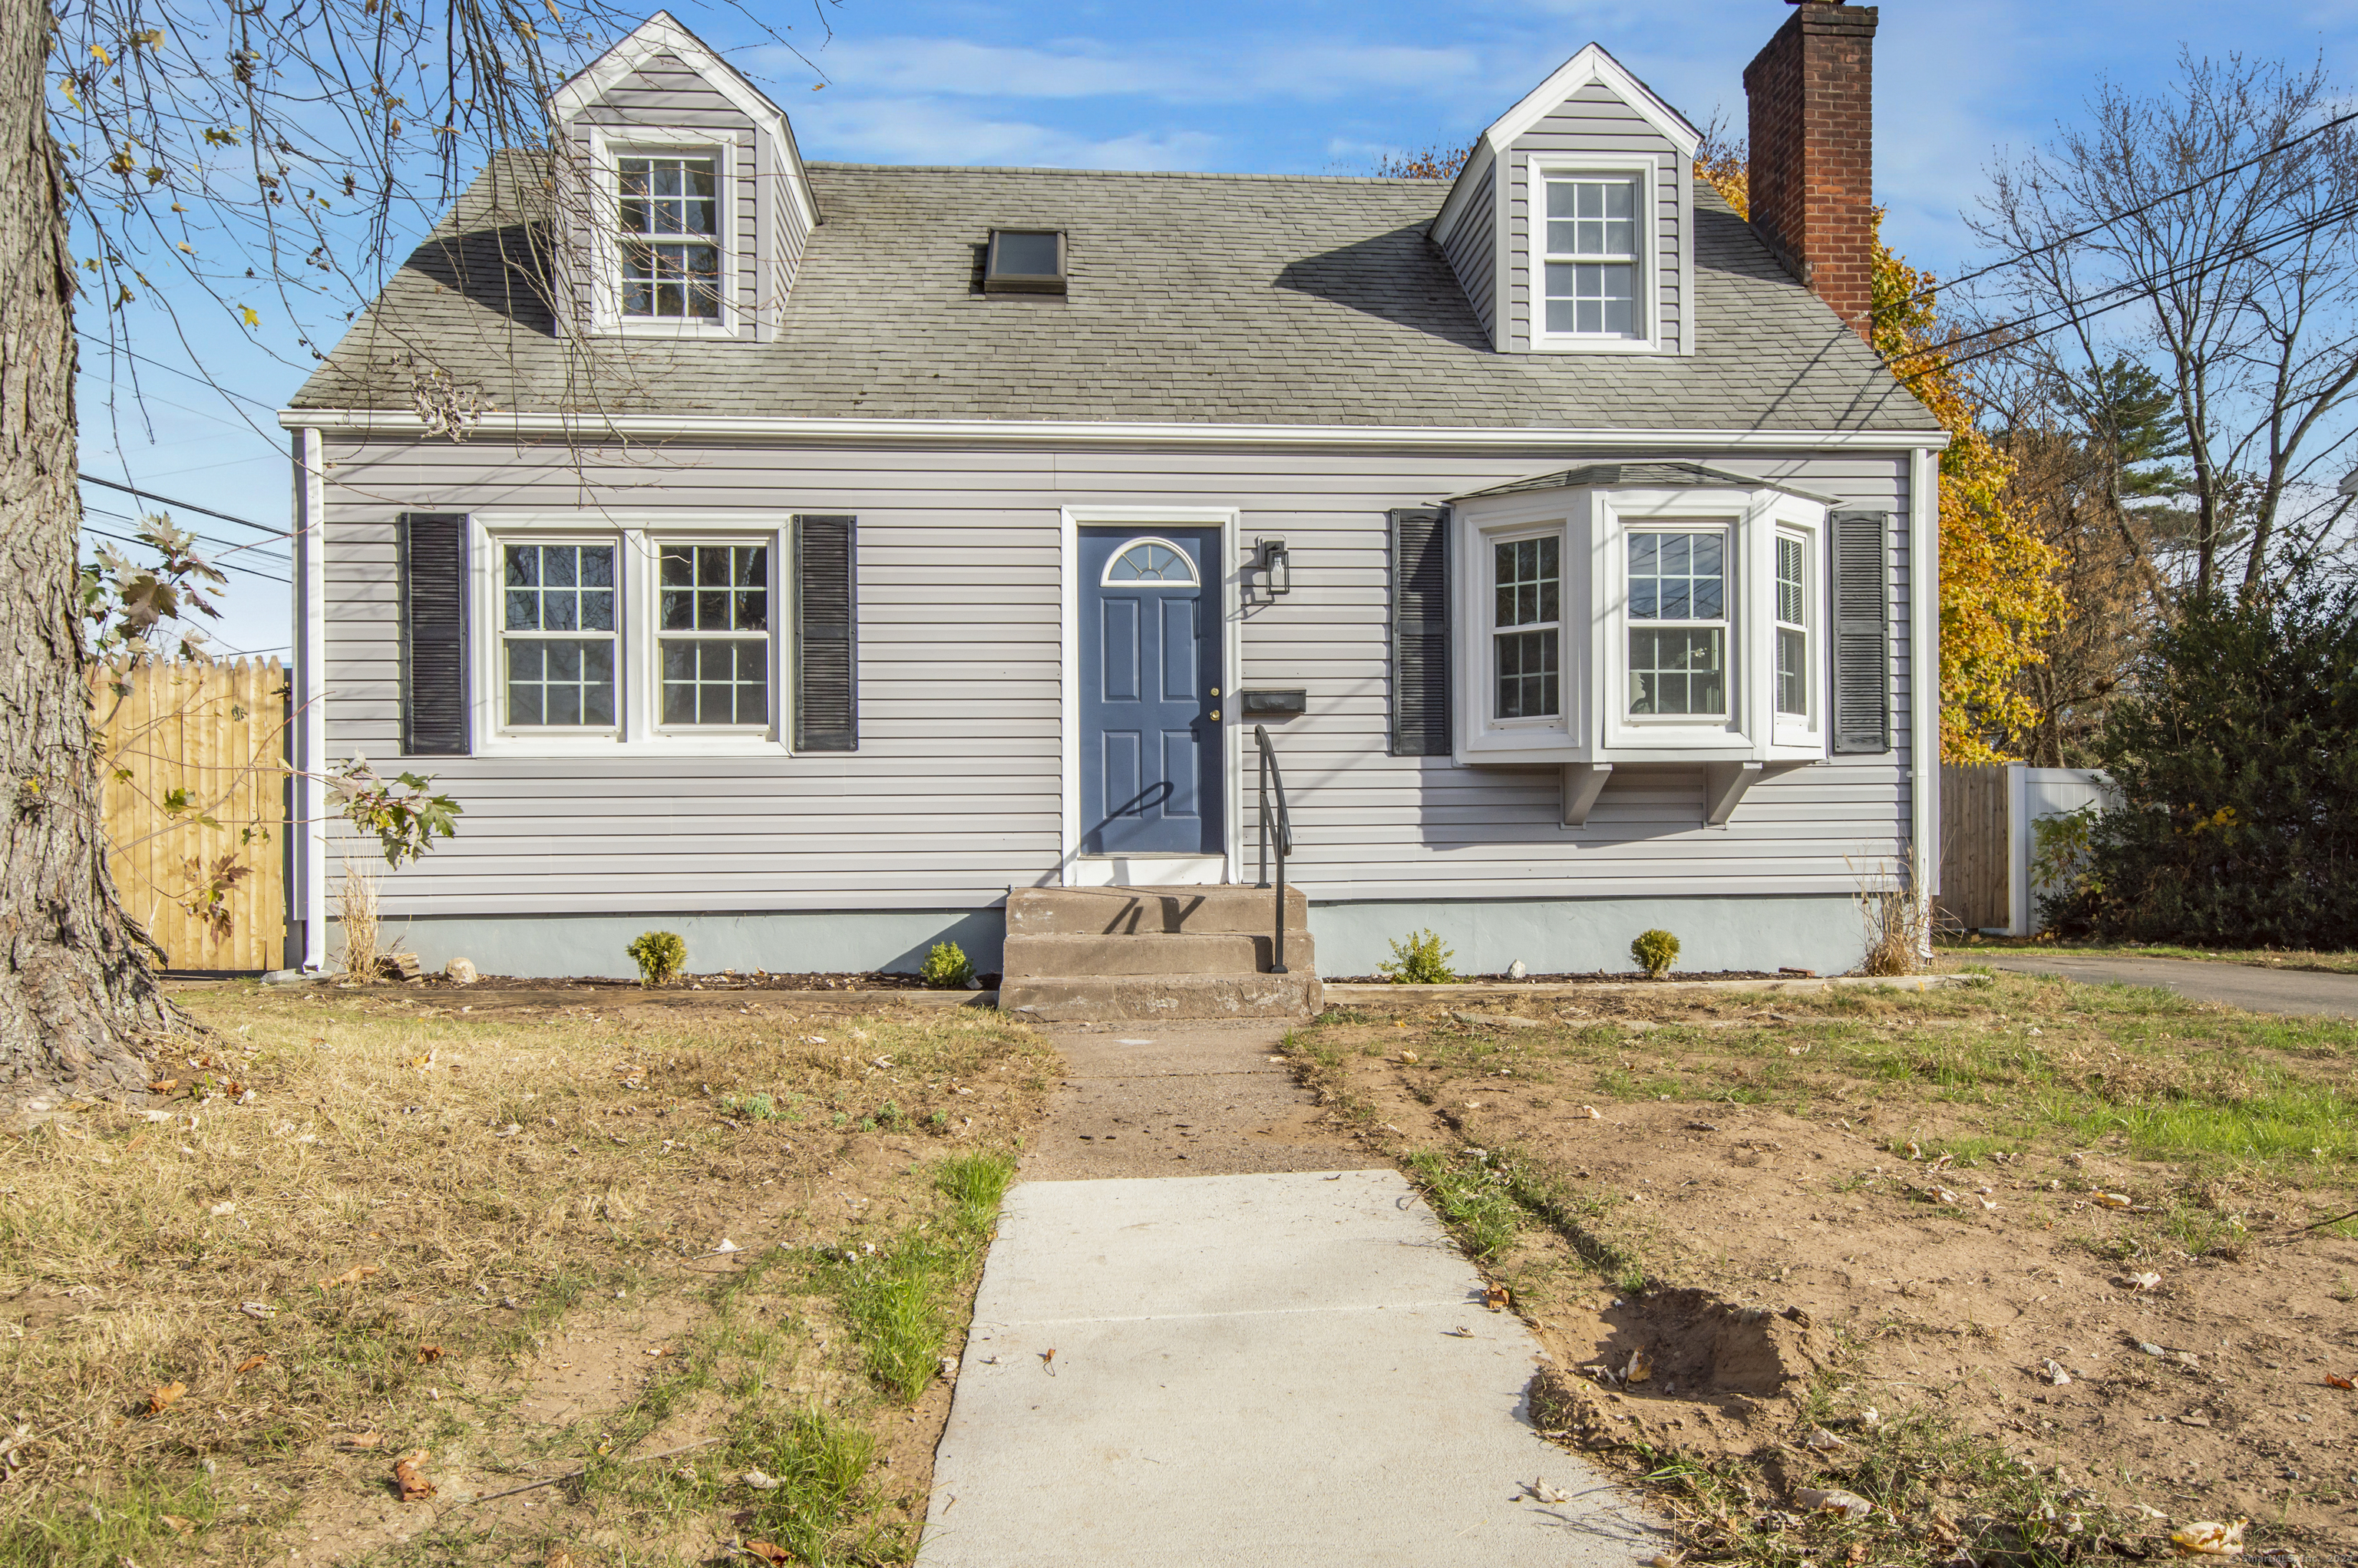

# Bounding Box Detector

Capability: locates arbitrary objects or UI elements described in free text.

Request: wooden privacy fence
[1938,762,2010,934]
[93,659,290,972]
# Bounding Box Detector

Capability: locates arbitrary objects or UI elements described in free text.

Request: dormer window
[984,229,1067,295]
[1544,175,1640,338]
[619,153,721,320]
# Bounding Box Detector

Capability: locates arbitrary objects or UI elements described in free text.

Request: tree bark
[0,0,176,1106]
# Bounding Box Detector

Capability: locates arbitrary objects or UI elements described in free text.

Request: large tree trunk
[0,1,176,1107]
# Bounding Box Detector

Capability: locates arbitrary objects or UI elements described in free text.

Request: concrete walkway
[918,1024,1658,1566]
[1971,952,2358,1018]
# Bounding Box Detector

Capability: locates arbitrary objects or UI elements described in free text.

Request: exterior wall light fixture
[1254,536,1292,596]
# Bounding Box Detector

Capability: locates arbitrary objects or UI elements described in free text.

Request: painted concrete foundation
[321,893,1864,981]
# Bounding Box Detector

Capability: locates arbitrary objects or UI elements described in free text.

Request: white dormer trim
[1429,43,1699,249]
[552,9,817,237]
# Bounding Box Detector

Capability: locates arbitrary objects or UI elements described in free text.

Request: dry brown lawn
[0,981,1056,1568]
[1286,969,2358,1568]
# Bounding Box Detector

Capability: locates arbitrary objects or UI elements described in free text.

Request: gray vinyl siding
[319,437,1918,919]
[1435,160,1496,342]
[1506,82,1686,355]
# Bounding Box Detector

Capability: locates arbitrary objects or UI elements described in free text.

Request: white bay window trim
[1451,483,1831,765]
[1524,154,1664,355]
[467,512,792,755]
[584,124,744,339]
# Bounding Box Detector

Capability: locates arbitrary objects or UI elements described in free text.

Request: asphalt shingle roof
[290,160,1942,434]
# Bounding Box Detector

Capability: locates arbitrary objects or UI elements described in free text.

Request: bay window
[1626,530,1727,718]
[1775,531,1809,718]
[1492,534,1560,719]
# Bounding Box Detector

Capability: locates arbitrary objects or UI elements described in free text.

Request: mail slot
[1240,688,1308,718]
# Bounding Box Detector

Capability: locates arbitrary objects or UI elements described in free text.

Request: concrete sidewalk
[918,1167,1660,1568]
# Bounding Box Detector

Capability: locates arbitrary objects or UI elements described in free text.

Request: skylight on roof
[985,229,1065,295]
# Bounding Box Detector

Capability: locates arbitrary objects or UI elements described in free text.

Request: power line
[81,503,292,566]
[81,526,292,585]
[1901,104,2358,309]
[78,473,290,539]
[73,331,284,414]
[1891,193,2358,374]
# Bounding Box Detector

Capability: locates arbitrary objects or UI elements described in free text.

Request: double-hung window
[658,542,771,727]
[619,153,721,321]
[503,542,618,728]
[1627,529,1727,718]
[490,526,783,745]
[1775,532,1809,718]
[1543,176,1641,338]
[1492,534,1560,719]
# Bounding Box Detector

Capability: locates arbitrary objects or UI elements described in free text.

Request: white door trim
[1058,506,1243,887]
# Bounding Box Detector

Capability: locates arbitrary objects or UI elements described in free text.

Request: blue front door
[1079,529,1222,857]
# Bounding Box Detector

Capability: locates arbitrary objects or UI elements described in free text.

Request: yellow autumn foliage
[1697,155,2062,761]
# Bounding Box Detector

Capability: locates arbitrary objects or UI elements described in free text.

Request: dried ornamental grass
[336,862,381,982]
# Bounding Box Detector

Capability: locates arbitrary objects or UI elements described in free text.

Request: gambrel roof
[289,160,1941,435]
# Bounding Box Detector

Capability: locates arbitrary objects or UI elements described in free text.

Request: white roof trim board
[1430,42,1701,246]
[276,408,1949,451]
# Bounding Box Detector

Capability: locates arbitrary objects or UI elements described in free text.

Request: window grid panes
[619,155,720,320]
[1775,533,1808,718]
[658,543,770,727]
[1106,540,1197,584]
[1543,176,1640,338]
[1492,535,1560,720]
[504,543,618,728]
[1627,530,1727,718]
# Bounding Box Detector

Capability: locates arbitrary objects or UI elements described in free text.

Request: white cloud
[798,96,1220,170]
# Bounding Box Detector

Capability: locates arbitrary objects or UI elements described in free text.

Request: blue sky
[79,0,2358,659]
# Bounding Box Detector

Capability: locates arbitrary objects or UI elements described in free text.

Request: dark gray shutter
[795,515,858,751]
[398,512,470,756]
[1389,507,1451,757]
[1829,509,1891,755]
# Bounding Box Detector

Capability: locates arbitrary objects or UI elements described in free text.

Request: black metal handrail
[1253,724,1293,974]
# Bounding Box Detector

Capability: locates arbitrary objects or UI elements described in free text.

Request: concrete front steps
[998,885,1321,1022]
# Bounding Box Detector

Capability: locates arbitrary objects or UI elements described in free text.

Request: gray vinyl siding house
[282,12,1944,981]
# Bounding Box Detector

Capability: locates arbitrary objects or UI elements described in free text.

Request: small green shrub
[920,940,976,989]
[626,929,687,987]
[721,1092,779,1121]
[1630,928,1679,979]
[1377,929,1458,985]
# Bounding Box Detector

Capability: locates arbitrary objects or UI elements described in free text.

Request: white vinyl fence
[2006,767,2114,936]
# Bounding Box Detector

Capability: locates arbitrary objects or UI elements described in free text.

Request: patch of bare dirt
[1299,1006,2358,1556]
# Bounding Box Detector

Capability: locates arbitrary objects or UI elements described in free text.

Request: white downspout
[294,427,329,971]
[1910,444,1941,951]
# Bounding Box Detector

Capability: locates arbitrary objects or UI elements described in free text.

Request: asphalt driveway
[1967,952,2358,1018]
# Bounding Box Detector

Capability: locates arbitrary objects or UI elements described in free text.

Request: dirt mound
[1583,1286,1825,1397]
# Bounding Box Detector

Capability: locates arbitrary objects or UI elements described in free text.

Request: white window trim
[1769,520,1826,751]
[586,124,744,339]
[1485,524,1569,731]
[1525,155,1663,355]
[468,512,792,755]
[1098,535,1203,587]
[1451,484,1831,764]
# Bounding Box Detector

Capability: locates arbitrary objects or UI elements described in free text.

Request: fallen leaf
[2042,1358,2072,1386]
[239,1301,277,1320]
[740,1470,782,1490]
[418,1345,444,1364]
[146,1381,187,1415]
[744,1543,791,1565]
[235,1354,268,1375]
[157,1516,194,1536]
[2326,1374,2353,1391]
[2125,1271,2164,1292]
[394,1451,434,1502]
[1524,1476,1569,1504]
[1797,1487,1874,1521]
[547,1554,576,1568]
[1572,1104,1603,1119]
[1484,1282,1511,1311]
[2095,1192,2133,1210]
[319,1265,381,1289]
[2169,1519,2247,1557]
[340,1433,384,1450]
[147,1080,179,1094]
[1624,1348,1653,1384]
[1396,1050,1419,1064]
[1805,1426,1847,1451]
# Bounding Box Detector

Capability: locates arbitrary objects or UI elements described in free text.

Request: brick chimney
[1743,0,1879,339]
